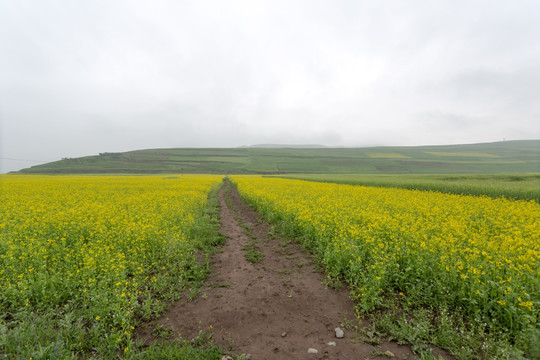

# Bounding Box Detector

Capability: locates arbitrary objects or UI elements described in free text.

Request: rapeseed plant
[0,175,222,358]
[232,176,539,358]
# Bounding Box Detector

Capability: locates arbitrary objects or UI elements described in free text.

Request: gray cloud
[1,0,539,172]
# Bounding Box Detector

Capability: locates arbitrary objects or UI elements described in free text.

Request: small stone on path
[281,331,287,337]
[328,341,336,346]
[308,348,319,354]
[335,327,344,338]
[384,350,395,357]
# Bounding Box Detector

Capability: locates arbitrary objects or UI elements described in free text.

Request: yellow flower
[0,174,222,352]
[519,301,533,310]
[230,175,540,336]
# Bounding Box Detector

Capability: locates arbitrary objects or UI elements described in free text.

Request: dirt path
[137,181,424,359]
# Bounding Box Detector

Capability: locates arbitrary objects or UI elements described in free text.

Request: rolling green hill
[14,140,540,175]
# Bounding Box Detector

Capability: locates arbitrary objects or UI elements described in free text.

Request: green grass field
[277,173,540,202]
[14,140,540,175]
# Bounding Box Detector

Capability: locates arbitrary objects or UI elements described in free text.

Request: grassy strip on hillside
[276,173,540,202]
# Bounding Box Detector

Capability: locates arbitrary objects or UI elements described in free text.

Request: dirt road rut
[138,181,421,359]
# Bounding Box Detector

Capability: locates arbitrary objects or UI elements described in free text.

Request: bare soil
[136,182,449,359]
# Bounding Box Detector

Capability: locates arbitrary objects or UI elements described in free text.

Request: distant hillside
[14,140,540,175]
[245,144,329,148]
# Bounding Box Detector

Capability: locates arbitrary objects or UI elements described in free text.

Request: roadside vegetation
[232,176,540,359]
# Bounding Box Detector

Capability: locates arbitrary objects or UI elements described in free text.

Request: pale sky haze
[1,0,539,172]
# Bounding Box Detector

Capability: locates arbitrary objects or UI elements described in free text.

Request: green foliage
[239,220,265,264]
[374,306,529,360]
[243,243,265,263]
[133,338,223,359]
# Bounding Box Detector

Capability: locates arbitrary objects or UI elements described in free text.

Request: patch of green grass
[372,304,532,360]
[134,332,224,359]
[237,217,265,264]
[243,243,265,263]
[152,325,174,339]
[280,239,292,247]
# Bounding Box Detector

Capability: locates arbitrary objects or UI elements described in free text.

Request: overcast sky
[1,0,539,172]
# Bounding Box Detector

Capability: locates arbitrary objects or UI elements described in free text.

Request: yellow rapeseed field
[0,175,222,357]
[232,176,539,354]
